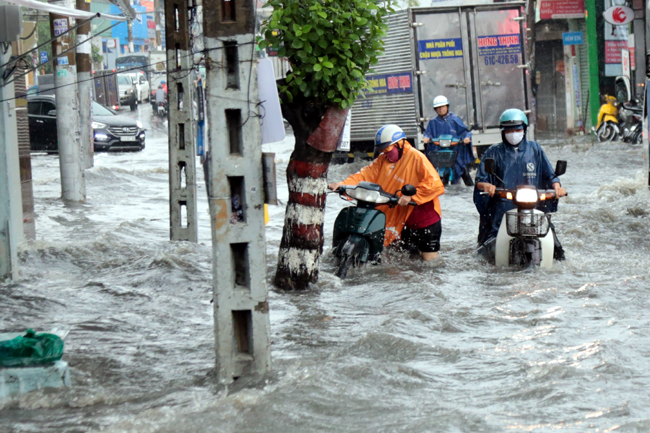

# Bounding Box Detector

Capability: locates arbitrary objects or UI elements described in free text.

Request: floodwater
[3,105,650,432]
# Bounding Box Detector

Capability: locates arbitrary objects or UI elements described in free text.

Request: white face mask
[505,131,524,146]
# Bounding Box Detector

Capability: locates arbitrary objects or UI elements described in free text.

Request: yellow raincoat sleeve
[341,156,384,185]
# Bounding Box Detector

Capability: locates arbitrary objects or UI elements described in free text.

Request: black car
[27,95,145,152]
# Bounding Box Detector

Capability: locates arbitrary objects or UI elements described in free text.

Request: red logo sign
[603,5,634,25]
[612,7,627,23]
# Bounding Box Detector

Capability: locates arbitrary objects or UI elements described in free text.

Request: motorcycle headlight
[439,139,451,148]
[91,121,107,129]
[515,188,538,204]
[136,121,143,129]
[346,187,390,204]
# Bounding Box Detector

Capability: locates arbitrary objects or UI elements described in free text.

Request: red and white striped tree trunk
[274,101,346,290]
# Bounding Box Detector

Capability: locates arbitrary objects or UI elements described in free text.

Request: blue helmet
[499,109,528,129]
[375,125,406,152]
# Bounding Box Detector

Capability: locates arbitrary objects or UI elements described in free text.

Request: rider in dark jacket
[474,108,567,259]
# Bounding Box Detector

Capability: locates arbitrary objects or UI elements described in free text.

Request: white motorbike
[483,158,567,268]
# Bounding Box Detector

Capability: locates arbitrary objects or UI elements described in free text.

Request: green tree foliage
[260,0,395,110]
[92,44,104,68]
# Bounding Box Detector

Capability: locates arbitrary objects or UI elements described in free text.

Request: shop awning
[0,0,127,21]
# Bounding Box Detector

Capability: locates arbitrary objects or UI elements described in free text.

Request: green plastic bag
[0,329,64,367]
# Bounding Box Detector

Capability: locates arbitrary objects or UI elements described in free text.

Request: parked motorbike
[330,182,417,278]
[481,158,567,268]
[617,98,644,144]
[424,134,458,185]
[595,95,619,142]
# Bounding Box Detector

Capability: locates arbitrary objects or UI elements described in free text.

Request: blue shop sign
[363,72,414,96]
[562,32,583,46]
[417,38,463,60]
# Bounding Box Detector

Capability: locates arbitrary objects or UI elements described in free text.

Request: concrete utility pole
[49,0,86,201]
[76,0,93,169]
[0,13,24,280]
[164,0,197,242]
[203,0,271,381]
[154,0,162,50]
[127,20,134,53]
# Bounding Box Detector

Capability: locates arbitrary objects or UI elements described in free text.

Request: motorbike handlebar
[486,188,567,200]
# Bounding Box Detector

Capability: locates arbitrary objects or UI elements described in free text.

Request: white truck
[342,1,533,161]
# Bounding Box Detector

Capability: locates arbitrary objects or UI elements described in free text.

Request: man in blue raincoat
[423,95,474,186]
[474,108,567,260]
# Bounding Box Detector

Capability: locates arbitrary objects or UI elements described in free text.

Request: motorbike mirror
[402,184,417,196]
[555,160,567,176]
[484,158,496,175]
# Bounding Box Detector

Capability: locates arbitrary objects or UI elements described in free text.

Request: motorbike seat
[623,103,643,112]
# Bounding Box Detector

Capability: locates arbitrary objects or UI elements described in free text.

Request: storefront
[533,0,590,135]
[533,0,646,136]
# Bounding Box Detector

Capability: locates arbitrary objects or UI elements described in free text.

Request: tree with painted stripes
[260,0,395,289]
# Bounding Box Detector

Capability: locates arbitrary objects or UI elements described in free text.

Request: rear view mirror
[47,109,56,117]
[555,160,567,176]
[402,184,417,196]
[484,158,496,175]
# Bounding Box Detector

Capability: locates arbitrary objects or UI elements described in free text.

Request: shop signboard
[539,0,585,19]
[603,0,631,76]
[621,49,630,78]
[603,5,634,25]
[562,32,583,45]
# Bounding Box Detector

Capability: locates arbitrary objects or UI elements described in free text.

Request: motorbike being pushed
[330,181,417,278]
[482,158,567,268]
[424,134,458,185]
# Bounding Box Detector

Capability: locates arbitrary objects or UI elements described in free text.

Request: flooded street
[3,103,650,432]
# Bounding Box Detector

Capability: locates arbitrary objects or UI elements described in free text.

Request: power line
[0,47,263,110]
[0,40,256,94]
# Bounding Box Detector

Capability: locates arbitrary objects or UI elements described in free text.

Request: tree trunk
[273,96,335,290]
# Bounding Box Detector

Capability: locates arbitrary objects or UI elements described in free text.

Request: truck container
[92,70,120,110]
[341,1,533,161]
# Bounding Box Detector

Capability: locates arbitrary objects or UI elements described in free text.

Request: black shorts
[400,220,442,253]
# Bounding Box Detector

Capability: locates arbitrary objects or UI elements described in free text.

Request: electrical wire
[0,41,260,105]
[20,25,37,40]
[1,40,255,90]
[3,21,122,86]
[0,15,97,70]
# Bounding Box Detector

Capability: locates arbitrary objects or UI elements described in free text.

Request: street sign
[621,49,630,78]
[40,51,48,64]
[52,18,68,37]
[562,32,583,45]
[603,5,634,25]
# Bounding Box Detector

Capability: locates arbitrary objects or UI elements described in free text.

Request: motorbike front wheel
[336,254,353,279]
[596,121,619,142]
[440,170,451,186]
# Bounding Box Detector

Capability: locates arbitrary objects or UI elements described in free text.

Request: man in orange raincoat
[328,125,445,260]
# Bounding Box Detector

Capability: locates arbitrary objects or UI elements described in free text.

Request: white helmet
[375,124,406,151]
[433,95,449,108]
